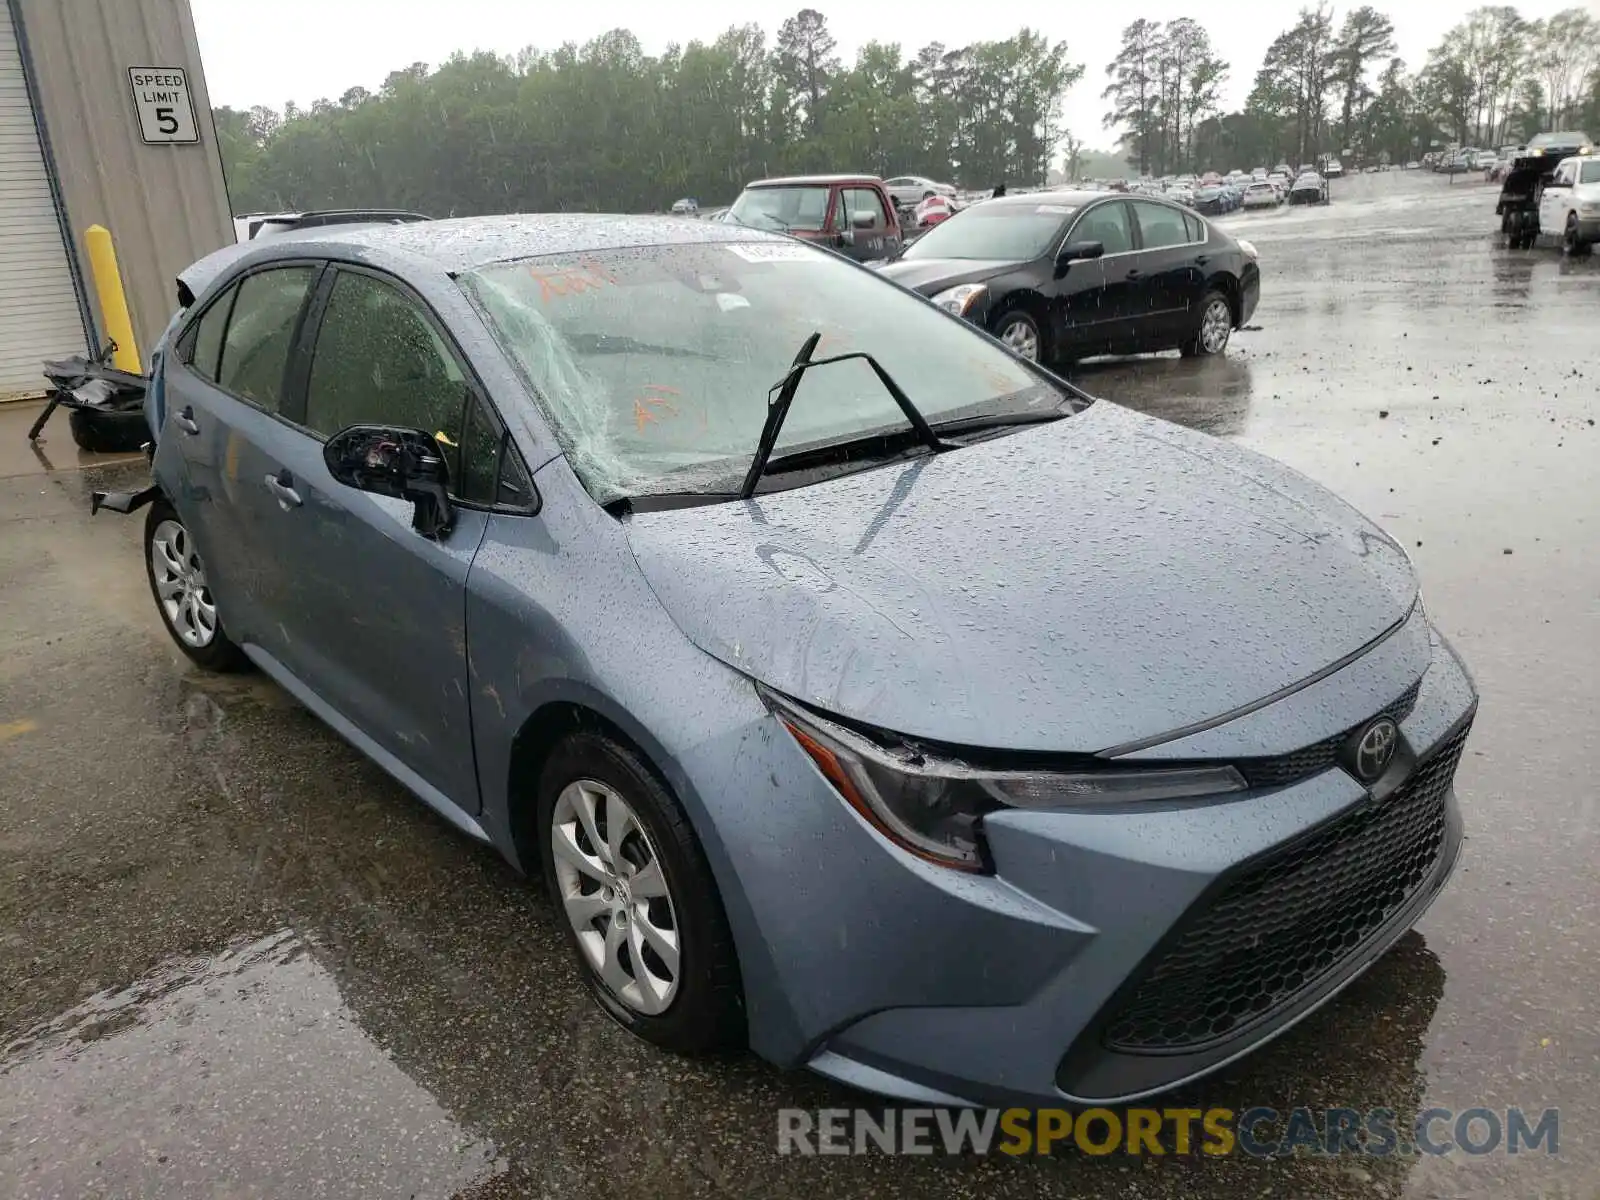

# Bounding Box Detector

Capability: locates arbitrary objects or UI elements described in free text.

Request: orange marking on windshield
[527,263,616,303]
[633,394,679,433]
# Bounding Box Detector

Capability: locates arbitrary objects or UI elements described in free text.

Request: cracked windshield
[2,0,1596,1198]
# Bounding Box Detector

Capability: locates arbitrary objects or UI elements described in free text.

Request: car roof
[980,189,1106,208]
[745,174,884,187]
[253,212,785,275]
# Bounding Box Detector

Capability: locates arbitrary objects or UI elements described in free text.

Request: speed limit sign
[127,67,200,144]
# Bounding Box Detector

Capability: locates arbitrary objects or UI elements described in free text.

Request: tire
[68,407,148,454]
[1563,215,1592,257]
[1181,288,1234,358]
[143,498,249,672]
[991,309,1044,363]
[537,731,744,1054]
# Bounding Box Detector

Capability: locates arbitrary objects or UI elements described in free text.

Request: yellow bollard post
[83,224,141,373]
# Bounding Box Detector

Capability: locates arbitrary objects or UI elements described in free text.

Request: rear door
[270,264,497,810]
[161,262,323,661]
[1051,199,1137,354]
[1128,201,1206,341]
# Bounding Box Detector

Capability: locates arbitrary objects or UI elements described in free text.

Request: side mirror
[324,424,455,539]
[1055,240,1104,275]
[852,209,877,229]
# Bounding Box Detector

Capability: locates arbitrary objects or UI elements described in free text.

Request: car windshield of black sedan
[461,241,1057,504]
[900,203,1075,261]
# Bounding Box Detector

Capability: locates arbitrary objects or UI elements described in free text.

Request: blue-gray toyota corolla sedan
[115,213,1476,1107]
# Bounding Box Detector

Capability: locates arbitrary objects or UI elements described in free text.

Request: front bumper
[1239,264,1261,325]
[765,626,1477,1108]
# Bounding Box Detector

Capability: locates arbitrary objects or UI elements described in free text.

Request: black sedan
[877,191,1260,364]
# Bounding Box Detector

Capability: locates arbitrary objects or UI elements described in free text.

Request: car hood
[624,402,1417,753]
[876,258,1023,296]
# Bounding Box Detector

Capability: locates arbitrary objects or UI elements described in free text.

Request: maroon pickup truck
[722,174,904,263]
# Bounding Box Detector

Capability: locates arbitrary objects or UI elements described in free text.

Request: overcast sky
[192,0,1590,150]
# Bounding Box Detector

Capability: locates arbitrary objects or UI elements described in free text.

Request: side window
[1183,212,1205,242]
[496,442,535,509]
[845,187,888,228]
[1072,202,1133,254]
[829,189,847,232]
[216,267,317,412]
[183,285,237,382]
[303,270,469,482]
[457,397,503,505]
[1132,202,1190,250]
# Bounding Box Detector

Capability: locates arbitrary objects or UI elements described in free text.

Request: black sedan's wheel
[537,730,744,1054]
[1563,215,1592,257]
[1180,290,1233,357]
[991,310,1042,362]
[143,498,248,672]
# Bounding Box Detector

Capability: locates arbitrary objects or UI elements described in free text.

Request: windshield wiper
[934,405,1070,436]
[738,332,957,500]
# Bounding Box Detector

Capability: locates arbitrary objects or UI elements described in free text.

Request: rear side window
[1184,212,1205,242]
[1131,201,1189,250]
[185,287,236,382]
[216,267,317,412]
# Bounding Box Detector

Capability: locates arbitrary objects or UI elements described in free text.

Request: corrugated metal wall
[14,0,232,364]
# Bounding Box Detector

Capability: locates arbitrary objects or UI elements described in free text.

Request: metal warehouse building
[2,0,230,398]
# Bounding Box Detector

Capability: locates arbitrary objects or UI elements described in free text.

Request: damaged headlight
[762,688,1246,872]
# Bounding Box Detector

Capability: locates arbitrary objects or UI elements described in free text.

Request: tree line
[214,9,1081,216]
[212,4,1600,215]
[1104,4,1600,175]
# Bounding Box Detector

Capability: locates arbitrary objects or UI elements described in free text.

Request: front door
[1539,160,1575,239]
[838,185,900,262]
[272,264,490,811]
[1052,200,1138,355]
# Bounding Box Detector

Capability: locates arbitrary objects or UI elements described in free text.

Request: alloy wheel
[998,318,1039,361]
[149,519,218,648]
[1200,298,1232,354]
[551,779,682,1015]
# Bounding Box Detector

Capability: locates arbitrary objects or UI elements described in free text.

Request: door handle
[1125,268,1143,280]
[264,469,302,509]
[174,406,200,436]
[1196,254,1210,265]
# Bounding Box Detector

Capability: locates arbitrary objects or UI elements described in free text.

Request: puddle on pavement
[0,929,503,1199]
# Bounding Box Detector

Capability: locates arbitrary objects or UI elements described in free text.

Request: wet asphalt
[1,169,1596,1199]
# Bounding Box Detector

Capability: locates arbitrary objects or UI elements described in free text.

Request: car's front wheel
[991,309,1043,362]
[1563,214,1592,257]
[1181,289,1234,357]
[144,498,248,672]
[537,731,744,1053]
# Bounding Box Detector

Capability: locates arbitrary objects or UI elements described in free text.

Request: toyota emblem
[1349,718,1399,783]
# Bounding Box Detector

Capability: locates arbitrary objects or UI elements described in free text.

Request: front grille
[1103,718,1471,1053]
[1235,680,1422,789]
